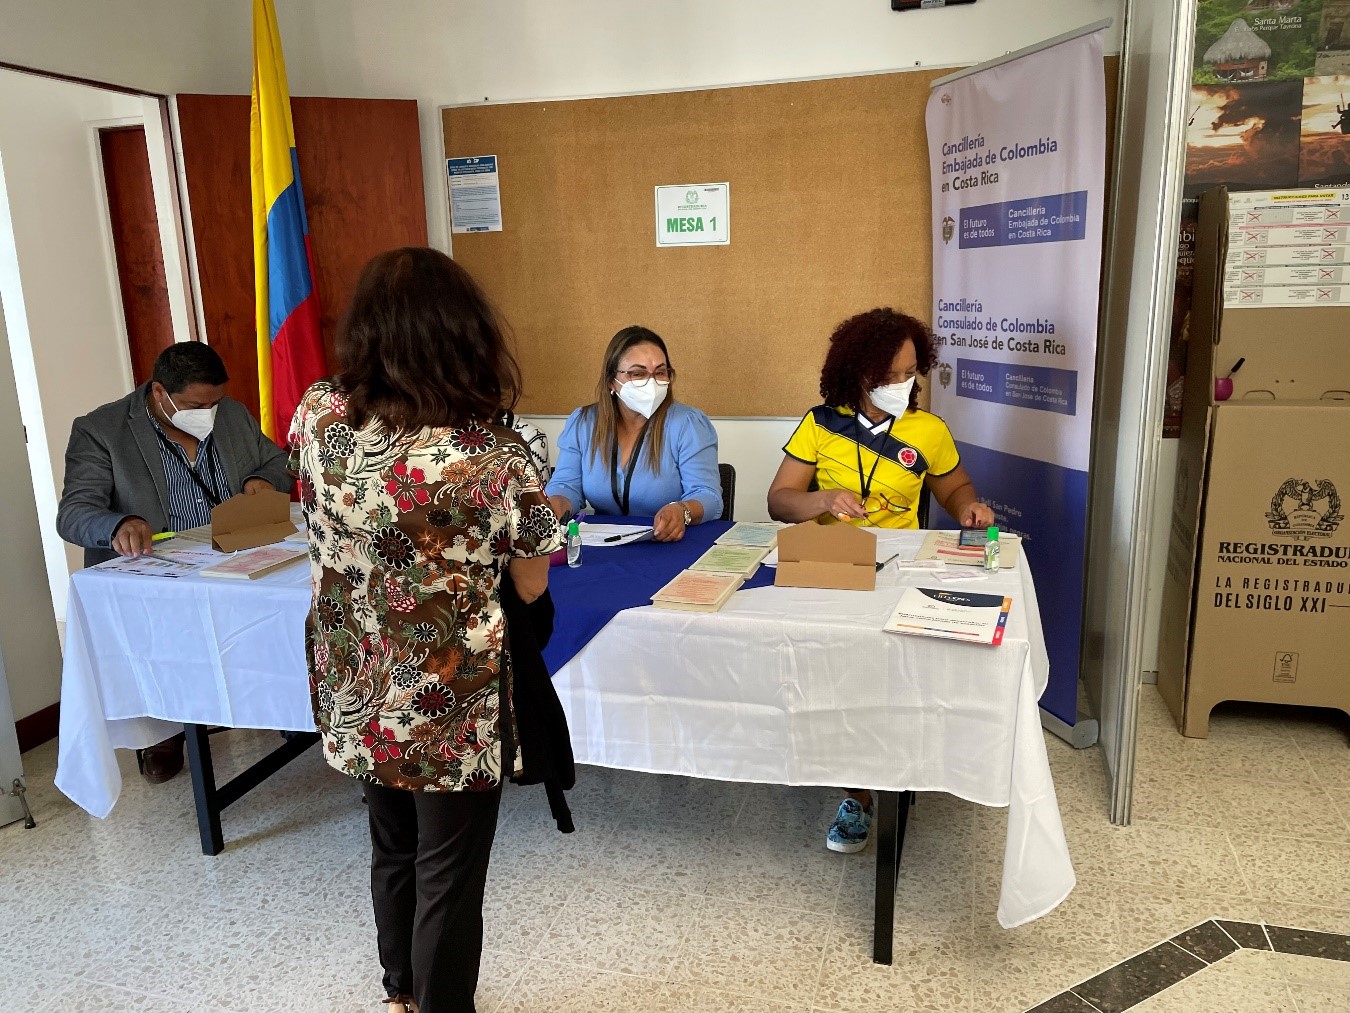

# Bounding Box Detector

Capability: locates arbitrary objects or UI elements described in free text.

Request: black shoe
[140,733,185,784]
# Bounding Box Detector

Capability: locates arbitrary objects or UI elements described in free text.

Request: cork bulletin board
[442,61,1116,418]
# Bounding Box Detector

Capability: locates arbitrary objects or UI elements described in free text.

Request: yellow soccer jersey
[783,405,960,529]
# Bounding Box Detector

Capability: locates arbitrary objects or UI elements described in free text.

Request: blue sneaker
[826,797,871,853]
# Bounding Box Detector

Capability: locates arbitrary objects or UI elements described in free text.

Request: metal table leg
[872,789,914,965]
[183,723,319,856]
[183,722,223,855]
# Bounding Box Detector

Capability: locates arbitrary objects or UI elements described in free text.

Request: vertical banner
[927,27,1107,726]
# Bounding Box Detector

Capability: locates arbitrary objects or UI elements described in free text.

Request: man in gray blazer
[56,342,291,782]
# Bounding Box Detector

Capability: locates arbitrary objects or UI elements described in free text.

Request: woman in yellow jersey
[767,307,994,854]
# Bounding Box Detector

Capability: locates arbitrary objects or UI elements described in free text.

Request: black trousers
[363,781,503,1013]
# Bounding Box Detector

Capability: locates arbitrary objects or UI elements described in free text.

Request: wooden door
[175,95,427,419]
[99,126,174,386]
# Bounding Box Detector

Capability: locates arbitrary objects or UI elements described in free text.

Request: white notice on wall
[655,183,729,247]
[447,156,503,234]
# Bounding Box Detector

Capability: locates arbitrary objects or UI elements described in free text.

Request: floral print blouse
[289,381,563,793]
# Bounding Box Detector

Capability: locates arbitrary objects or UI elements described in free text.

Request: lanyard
[609,424,650,515]
[854,415,889,503]
[152,422,225,508]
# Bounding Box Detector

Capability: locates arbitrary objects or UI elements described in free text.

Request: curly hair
[819,308,937,412]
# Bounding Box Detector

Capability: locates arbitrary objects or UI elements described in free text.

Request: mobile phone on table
[958,529,986,547]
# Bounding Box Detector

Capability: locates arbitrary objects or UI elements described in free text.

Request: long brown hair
[586,325,675,474]
[335,248,521,431]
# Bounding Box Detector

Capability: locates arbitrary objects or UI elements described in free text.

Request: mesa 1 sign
[654,183,730,247]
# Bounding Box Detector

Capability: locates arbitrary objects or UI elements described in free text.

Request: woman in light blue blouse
[546,326,722,542]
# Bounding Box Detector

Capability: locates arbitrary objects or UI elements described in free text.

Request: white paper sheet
[153,546,226,566]
[932,568,989,583]
[579,525,654,547]
[93,555,200,578]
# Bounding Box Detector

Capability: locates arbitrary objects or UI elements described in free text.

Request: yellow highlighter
[152,531,177,543]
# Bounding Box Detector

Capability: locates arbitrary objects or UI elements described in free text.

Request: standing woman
[767,307,994,854]
[546,326,722,540]
[290,248,562,1013]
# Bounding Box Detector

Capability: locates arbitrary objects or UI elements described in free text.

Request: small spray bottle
[983,525,1000,572]
[566,519,582,568]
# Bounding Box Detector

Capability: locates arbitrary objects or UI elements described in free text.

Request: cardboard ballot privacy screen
[1156,185,1350,736]
[210,490,297,552]
[774,521,877,591]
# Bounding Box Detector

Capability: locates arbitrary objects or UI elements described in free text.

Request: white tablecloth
[56,529,1073,928]
[554,530,1072,928]
[55,561,314,819]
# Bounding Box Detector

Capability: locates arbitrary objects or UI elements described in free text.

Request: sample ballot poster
[926,26,1107,726]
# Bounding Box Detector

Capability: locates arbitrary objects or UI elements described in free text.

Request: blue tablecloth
[542,516,776,673]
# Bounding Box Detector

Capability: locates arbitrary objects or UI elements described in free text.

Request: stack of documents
[713,522,783,549]
[650,570,746,612]
[199,545,308,580]
[687,544,769,578]
[652,537,772,612]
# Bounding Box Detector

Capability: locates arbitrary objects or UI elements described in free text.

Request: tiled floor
[2,684,1348,1012]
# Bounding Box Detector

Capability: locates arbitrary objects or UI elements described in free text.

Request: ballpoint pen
[605,527,653,543]
[876,552,899,571]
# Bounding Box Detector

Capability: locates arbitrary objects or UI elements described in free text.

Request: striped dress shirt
[148,409,233,531]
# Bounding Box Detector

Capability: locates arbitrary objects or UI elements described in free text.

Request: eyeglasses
[615,367,674,385]
[863,491,912,515]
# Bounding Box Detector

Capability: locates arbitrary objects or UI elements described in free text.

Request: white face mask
[163,391,218,441]
[615,378,669,420]
[867,377,916,418]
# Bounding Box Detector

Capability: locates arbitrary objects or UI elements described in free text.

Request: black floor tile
[1072,941,1207,1013]
[1266,924,1350,962]
[1025,992,1102,1013]
[1170,920,1240,963]
[1216,919,1270,950]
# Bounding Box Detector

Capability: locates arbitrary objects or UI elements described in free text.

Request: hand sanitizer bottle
[566,520,582,568]
[983,525,1000,572]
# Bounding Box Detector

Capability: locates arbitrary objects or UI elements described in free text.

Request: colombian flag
[250,0,325,442]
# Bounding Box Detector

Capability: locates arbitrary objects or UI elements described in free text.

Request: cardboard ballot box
[1159,402,1350,737]
[774,521,877,592]
[1158,186,1350,737]
[210,490,297,552]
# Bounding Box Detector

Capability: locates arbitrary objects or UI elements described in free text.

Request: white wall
[0,71,150,633]
[0,0,1123,255]
[0,265,62,724]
